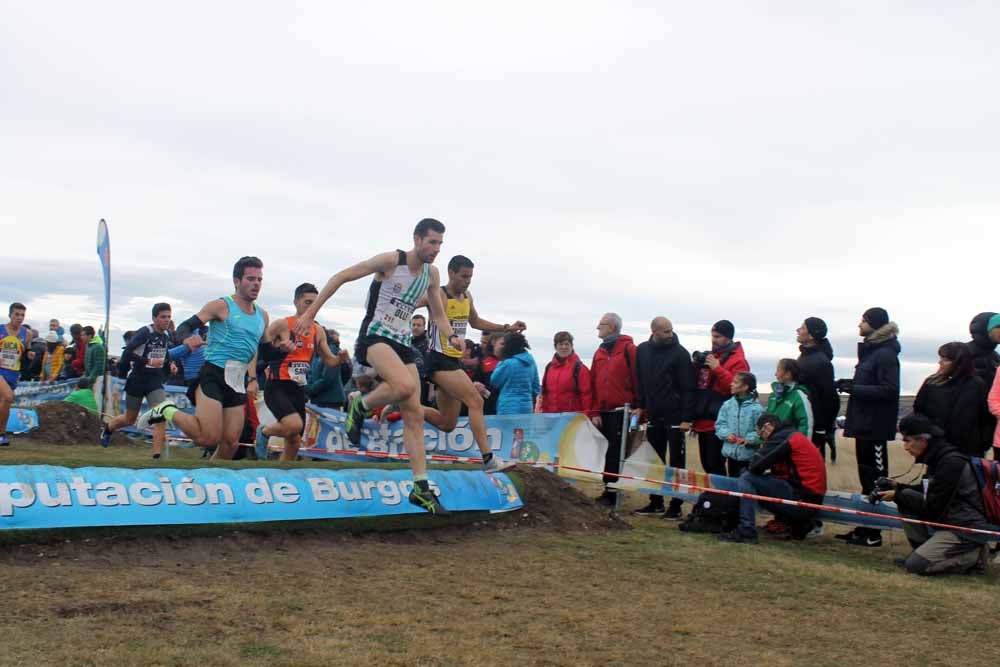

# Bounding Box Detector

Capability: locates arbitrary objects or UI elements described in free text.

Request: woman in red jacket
[539,331,593,413]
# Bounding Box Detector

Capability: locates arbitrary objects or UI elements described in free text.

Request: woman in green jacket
[766,358,814,436]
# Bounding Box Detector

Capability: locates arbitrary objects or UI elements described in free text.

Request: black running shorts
[355,335,419,367]
[197,362,247,409]
[264,379,306,433]
[426,350,463,376]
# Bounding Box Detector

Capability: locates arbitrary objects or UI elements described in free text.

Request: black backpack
[678,492,740,534]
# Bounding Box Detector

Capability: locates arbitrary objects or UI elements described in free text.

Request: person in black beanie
[967,312,999,454]
[835,307,900,547]
[796,317,840,462]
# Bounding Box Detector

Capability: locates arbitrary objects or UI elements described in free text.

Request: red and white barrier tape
[300,447,1000,539]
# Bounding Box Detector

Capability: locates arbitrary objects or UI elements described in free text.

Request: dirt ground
[25,402,131,447]
[0,434,993,666]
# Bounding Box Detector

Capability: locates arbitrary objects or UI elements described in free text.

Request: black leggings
[647,419,686,507]
[698,432,726,476]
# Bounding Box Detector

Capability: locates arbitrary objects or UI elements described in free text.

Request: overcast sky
[2,2,997,392]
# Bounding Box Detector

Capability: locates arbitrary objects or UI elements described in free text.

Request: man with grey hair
[590,312,638,506]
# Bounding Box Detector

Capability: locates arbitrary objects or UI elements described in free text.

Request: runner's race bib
[450,319,467,340]
[289,361,310,386]
[381,297,416,333]
[147,346,167,368]
[0,346,18,371]
[224,360,249,394]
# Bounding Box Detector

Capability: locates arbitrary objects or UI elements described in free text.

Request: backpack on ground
[969,457,1000,525]
[678,491,740,534]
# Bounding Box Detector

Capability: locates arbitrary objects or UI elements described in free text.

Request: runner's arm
[176,299,227,339]
[294,252,398,337]
[467,295,526,333]
[426,267,462,352]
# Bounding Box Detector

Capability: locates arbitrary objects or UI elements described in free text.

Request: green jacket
[85,336,106,380]
[63,388,99,414]
[766,382,814,436]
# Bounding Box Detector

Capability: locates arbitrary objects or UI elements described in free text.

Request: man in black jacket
[967,312,999,456]
[632,317,694,518]
[873,414,991,575]
[836,307,900,547]
[796,316,840,462]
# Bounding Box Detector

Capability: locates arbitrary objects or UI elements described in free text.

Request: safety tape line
[299,447,1000,539]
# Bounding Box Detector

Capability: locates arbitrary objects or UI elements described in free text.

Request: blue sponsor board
[5,409,39,435]
[0,466,522,530]
[301,407,581,464]
[12,380,78,407]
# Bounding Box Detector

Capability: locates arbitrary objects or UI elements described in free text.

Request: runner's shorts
[355,335,419,367]
[264,379,306,434]
[124,375,167,413]
[426,350,463,375]
[197,362,247,409]
[0,369,18,391]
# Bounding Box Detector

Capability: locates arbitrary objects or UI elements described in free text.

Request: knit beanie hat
[988,313,1000,333]
[804,317,828,341]
[712,320,735,339]
[862,307,890,330]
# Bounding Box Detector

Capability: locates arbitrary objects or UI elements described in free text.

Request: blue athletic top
[205,296,265,367]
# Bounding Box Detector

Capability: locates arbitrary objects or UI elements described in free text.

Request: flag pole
[96,219,112,419]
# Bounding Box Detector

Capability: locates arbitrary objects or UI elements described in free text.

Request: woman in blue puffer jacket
[491,332,540,415]
[714,372,764,477]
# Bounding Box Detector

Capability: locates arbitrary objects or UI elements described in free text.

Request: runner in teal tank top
[137,256,285,460]
[294,219,462,516]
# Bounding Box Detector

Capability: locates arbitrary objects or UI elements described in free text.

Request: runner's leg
[423,375,462,431]
[106,408,139,432]
[279,433,303,461]
[151,421,166,458]
[171,385,223,446]
[213,405,245,460]
[428,370,492,455]
[366,344,423,474]
[0,377,12,437]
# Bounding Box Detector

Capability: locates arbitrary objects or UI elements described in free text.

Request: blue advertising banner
[12,380,78,407]
[299,407,605,471]
[5,409,39,435]
[0,466,522,530]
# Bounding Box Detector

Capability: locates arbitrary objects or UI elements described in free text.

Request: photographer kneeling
[874,414,991,576]
[718,413,827,544]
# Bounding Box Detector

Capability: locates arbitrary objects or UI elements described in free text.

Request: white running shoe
[136,400,176,431]
[482,455,516,473]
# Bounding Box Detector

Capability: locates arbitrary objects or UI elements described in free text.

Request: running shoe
[844,530,882,548]
[482,455,516,474]
[408,484,450,517]
[344,394,372,445]
[136,400,176,431]
[0,433,9,447]
[99,425,112,448]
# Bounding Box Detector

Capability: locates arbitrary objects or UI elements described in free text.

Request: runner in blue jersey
[0,302,34,447]
[294,219,461,515]
[138,257,286,460]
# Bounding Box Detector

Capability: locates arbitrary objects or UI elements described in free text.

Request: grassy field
[0,436,995,666]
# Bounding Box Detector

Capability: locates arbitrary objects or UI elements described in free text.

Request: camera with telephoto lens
[867,477,895,504]
[692,351,709,368]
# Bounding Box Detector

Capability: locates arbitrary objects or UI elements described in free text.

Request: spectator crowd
[5,297,1000,577]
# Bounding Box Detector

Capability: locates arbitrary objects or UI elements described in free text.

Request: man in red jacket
[540,331,593,414]
[692,320,749,475]
[718,413,828,544]
[590,313,638,506]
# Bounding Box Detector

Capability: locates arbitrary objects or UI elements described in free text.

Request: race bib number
[450,319,468,340]
[147,346,167,368]
[0,346,18,371]
[224,360,249,394]
[381,297,416,332]
[289,362,310,386]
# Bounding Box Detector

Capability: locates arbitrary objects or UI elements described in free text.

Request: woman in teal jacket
[491,332,540,415]
[714,372,764,477]
[766,358,814,436]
